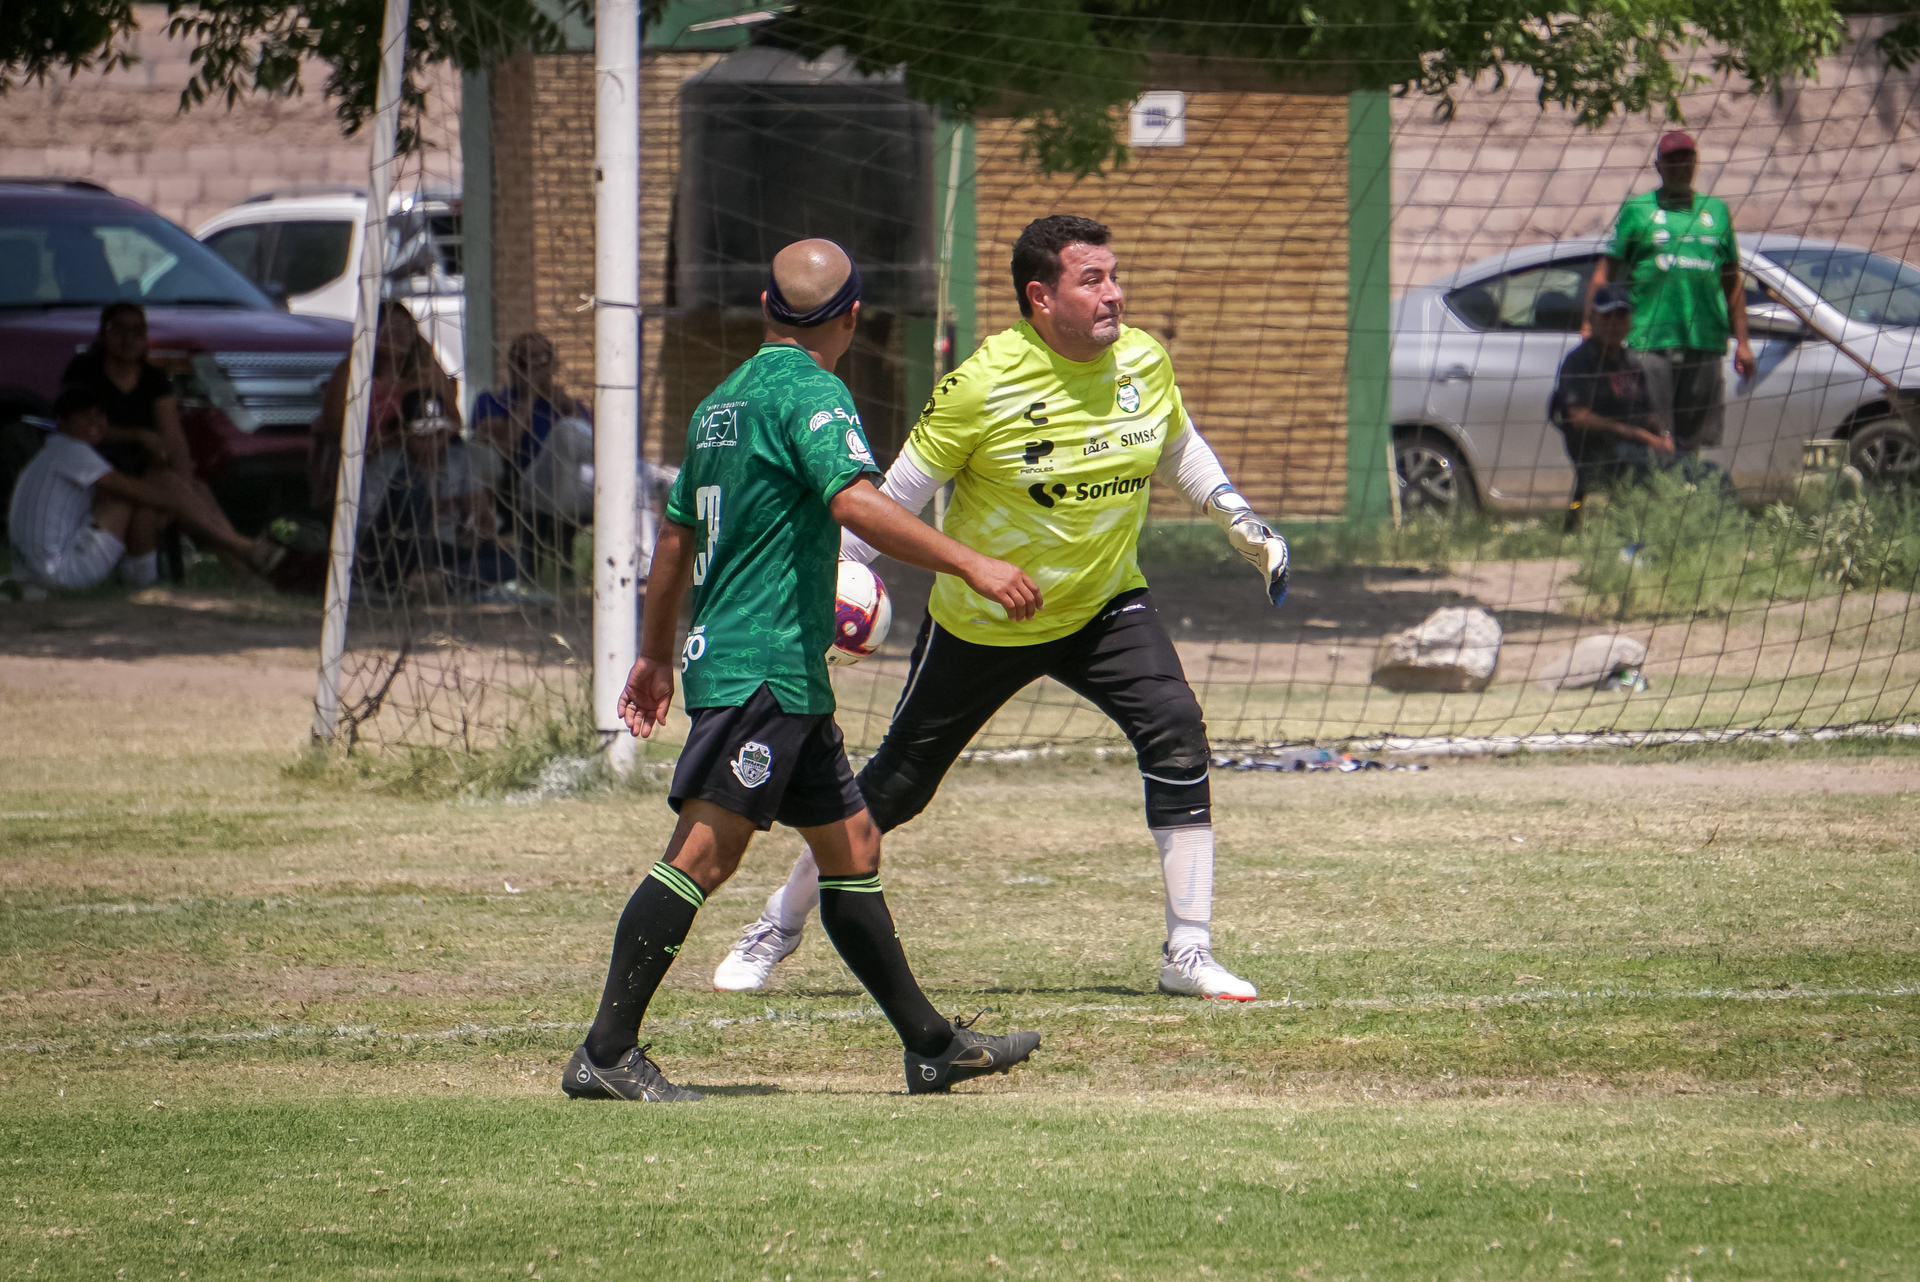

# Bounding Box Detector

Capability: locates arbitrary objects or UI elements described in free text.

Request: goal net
[320,12,1920,766]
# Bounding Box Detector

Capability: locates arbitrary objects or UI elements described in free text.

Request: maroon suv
[0,180,351,532]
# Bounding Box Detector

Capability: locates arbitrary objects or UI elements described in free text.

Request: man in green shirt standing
[561,239,1044,1102]
[1589,131,1757,454]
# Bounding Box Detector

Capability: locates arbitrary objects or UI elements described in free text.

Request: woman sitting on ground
[61,302,196,487]
[311,301,461,509]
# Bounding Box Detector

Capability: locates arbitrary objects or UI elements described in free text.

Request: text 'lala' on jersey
[905,319,1187,645]
[666,342,882,714]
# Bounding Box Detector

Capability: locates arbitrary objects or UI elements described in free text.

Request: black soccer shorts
[855,588,1212,833]
[670,683,866,831]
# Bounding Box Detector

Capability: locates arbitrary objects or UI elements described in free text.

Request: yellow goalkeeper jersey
[904,320,1188,645]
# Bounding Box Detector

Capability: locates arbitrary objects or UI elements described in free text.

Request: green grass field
[3,613,1918,1279]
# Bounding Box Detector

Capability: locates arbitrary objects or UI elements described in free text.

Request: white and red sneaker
[1157,943,1257,1001]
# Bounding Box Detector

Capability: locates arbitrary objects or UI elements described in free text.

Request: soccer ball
[827,561,891,667]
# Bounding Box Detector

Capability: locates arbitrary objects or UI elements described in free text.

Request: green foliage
[3,0,1871,176]
[1569,468,1920,619]
[160,0,590,145]
[793,0,1852,174]
[0,0,138,94]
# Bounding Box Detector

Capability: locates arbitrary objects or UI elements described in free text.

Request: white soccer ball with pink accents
[826,561,892,667]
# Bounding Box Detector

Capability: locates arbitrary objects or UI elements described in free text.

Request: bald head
[771,240,854,314]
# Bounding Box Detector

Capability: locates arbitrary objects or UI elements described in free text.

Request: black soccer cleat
[905,1015,1042,1095]
[561,1043,704,1102]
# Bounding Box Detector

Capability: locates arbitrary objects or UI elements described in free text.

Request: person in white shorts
[8,386,283,590]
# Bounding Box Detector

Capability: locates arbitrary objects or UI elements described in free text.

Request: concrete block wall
[973,94,1355,520]
[1392,18,1920,295]
[0,4,459,232]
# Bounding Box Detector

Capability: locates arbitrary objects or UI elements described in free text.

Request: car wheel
[1394,430,1478,518]
[1849,417,1920,489]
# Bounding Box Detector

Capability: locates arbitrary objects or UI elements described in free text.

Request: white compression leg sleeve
[763,849,821,933]
[1153,826,1214,952]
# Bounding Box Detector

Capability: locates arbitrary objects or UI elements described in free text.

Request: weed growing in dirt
[1569,471,1920,619]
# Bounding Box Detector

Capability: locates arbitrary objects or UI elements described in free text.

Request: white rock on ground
[1536,634,1649,691]
[1371,605,1503,694]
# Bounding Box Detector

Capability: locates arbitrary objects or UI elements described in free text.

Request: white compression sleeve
[1153,415,1233,511]
[1153,827,1214,951]
[762,850,821,932]
[839,445,952,564]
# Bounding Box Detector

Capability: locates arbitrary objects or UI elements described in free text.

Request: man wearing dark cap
[1588,130,1756,456]
[1553,283,1675,519]
[7,385,280,590]
[565,238,1045,1103]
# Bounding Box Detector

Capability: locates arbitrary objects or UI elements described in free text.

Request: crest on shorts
[731,740,773,789]
[1116,378,1140,414]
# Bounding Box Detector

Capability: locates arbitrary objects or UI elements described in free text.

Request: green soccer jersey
[665,342,880,713]
[1606,190,1740,352]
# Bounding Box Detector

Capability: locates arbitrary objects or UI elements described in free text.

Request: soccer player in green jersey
[713,215,1290,1002]
[562,239,1043,1102]
[1588,131,1757,455]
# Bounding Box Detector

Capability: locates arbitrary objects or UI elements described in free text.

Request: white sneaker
[1158,943,1257,1001]
[712,917,803,992]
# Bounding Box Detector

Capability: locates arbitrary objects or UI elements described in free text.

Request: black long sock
[818,875,953,1058]
[584,861,705,1067]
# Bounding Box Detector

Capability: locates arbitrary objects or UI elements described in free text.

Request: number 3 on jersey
[691,485,722,585]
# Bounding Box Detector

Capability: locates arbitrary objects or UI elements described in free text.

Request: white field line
[2,988,1910,1057]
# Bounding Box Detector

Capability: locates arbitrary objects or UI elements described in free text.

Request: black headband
[765,249,862,327]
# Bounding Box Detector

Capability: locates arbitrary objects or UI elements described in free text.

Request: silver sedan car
[1390,234,1920,514]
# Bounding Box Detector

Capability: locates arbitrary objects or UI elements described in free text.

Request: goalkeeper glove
[1207,486,1289,607]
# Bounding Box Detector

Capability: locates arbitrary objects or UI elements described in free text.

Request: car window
[0,229,53,304]
[1445,258,1598,332]
[0,209,269,310]
[1760,246,1920,327]
[269,220,353,296]
[205,224,267,281]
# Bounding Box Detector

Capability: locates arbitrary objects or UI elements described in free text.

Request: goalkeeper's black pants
[855,588,1212,833]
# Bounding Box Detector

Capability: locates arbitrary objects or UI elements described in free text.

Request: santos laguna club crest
[731,740,773,788]
[1116,377,1140,414]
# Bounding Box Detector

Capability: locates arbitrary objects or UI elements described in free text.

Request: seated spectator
[472,332,594,566]
[311,301,461,509]
[8,387,283,591]
[357,391,517,598]
[473,333,591,484]
[61,303,192,484]
[1553,284,1675,516]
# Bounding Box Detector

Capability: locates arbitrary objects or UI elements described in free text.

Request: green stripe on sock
[819,873,884,894]
[648,861,706,908]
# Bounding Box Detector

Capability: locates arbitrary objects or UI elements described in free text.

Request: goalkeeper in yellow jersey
[713,215,1289,1001]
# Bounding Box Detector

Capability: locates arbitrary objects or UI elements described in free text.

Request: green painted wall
[1346,89,1394,527]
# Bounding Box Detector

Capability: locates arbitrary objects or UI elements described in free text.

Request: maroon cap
[1656,130,1696,157]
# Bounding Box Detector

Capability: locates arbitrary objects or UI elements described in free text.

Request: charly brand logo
[1116,377,1140,414]
[846,429,876,465]
[698,405,739,448]
[731,740,773,788]
[809,410,834,432]
[1030,473,1151,509]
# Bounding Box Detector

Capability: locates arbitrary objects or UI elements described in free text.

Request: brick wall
[487,50,718,461]
[972,94,1354,519]
[0,4,460,232]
